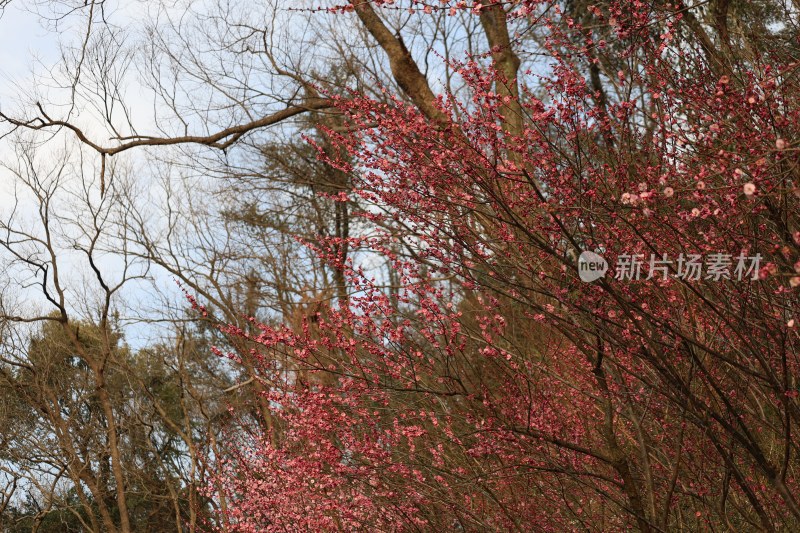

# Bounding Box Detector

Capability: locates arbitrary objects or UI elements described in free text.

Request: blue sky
[0,5,59,86]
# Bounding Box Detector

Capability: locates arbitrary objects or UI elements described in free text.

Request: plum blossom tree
[207,1,800,531]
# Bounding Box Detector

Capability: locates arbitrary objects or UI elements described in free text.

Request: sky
[0,4,59,92]
[0,2,176,349]
[0,0,440,350]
